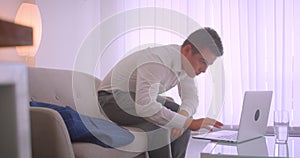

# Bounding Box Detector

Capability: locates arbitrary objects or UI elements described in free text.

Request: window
[98,0,300,127]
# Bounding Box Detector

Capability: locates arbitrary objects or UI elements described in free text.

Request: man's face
[182,45,217,77]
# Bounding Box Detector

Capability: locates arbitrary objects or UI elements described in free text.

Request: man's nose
[201,67,207,73]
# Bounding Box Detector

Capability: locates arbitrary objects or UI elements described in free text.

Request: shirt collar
[169,44,182,73]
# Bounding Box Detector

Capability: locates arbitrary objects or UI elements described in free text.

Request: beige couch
[28,67,147,158]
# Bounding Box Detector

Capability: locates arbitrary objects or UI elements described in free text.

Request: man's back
[100,44,182,93]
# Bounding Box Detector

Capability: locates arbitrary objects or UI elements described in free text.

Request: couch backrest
[28,67,103,118]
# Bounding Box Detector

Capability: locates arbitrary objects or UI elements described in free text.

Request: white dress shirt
[100,44,199,129]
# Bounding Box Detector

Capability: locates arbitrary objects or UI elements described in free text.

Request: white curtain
[97,0,300,127]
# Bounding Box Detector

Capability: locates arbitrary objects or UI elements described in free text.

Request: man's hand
[171,128,184,141]
[185,117,223,131]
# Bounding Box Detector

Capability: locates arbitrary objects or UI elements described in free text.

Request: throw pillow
[30,101,134,148]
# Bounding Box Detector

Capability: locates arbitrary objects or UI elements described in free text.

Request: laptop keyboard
[217,132,238,140]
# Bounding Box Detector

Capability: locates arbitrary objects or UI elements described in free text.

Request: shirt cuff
[180,106,194,117]
[164,113,188,129]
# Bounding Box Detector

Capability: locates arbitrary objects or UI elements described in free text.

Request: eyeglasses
[199,57,209,66]
[192,49,210,66]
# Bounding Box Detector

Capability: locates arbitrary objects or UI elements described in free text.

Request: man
[98,27,224,158]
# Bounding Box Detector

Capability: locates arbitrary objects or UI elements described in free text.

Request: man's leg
[98,90,146,125]
[135,123,172,158]
[171,129,191,158]
[157,96,191,158]
[98,90,173,158]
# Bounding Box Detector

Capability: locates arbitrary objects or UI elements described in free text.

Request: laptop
[192,91,273,143]
[211,137,268,156]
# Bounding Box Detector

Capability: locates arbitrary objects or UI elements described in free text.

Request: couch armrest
[30,107,75,158]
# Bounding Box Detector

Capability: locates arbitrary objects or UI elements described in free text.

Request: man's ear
[182,44,192,56]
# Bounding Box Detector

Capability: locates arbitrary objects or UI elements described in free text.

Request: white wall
[35,0,101,70]
[34,0,136,79]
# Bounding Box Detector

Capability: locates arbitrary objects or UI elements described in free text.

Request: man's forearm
[178,109,189,117]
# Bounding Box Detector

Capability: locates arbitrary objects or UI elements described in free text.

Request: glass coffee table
[200,136,300,158]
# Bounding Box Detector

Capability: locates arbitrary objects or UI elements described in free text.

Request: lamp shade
[15,2,42,57]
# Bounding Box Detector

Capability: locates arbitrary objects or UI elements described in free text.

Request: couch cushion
[28,67,102,118]
[30,101,134,148]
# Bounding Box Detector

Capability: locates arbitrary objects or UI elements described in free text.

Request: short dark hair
[182,27,223,57]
